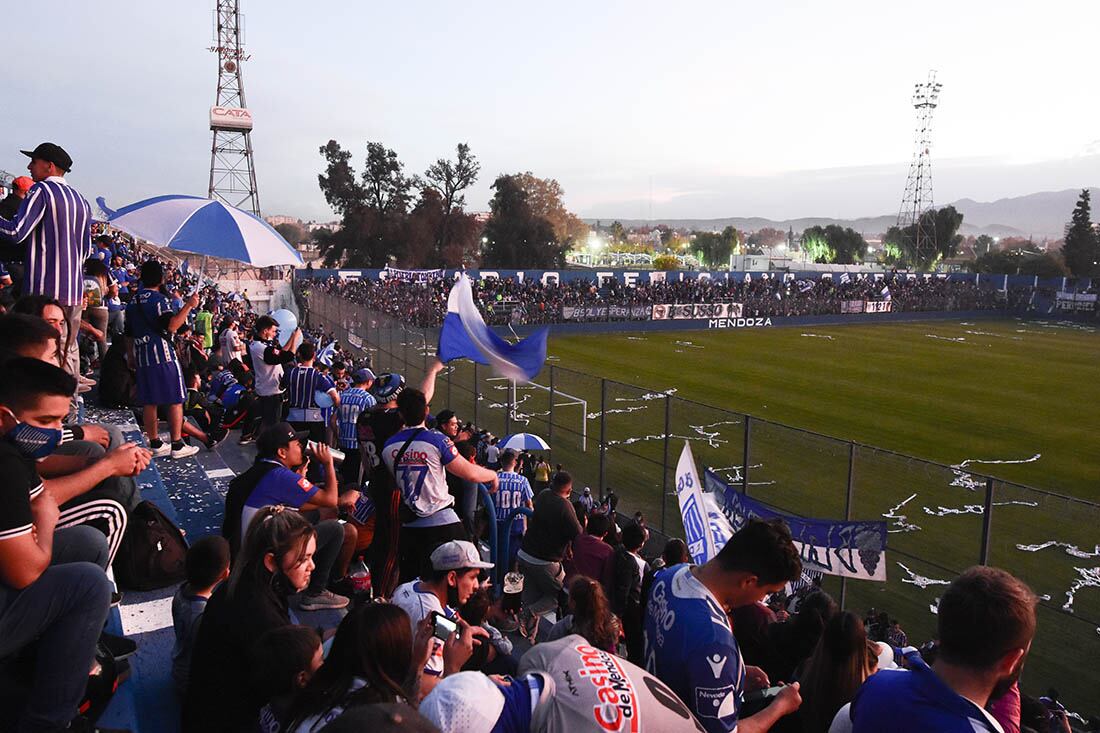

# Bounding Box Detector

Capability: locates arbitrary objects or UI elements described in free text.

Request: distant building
[266,214,302,227]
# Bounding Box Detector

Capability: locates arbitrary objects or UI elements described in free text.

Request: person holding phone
[390,540,493,699]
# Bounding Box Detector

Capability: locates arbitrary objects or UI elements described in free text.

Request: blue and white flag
[838,272,851,285]
[317,340,337,367]
[438,274,548,383]
[703,469,888,581]
[180,258,190,277]
[674,442,732,564]
[881,285,892,301]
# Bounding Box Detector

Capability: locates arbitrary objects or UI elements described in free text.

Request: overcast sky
[4,0,1098,222]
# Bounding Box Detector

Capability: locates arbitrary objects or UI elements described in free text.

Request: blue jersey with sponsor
[382,428,458,518]
[336,387,375,449]
[208,369,238,401]
[125,288,177,367]
[850,649,1003,733]
[495,470,533,529]
[239,460,320,539]
[644,564,744,733]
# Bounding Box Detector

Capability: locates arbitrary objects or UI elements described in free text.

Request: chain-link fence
[303,289,1100,711]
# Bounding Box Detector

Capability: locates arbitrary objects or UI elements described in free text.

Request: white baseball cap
[420,672,503,733]
[430,540,494,571]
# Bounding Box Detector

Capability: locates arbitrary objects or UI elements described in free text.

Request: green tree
[884,205,964,271]
[274,222,308,246]
[970,247,1067,277]
[1060,189,1099,276]
[609,220,626,243]
[481,175,563,268]
[799,225,867,264]
[511,172,588,245]
[692,226,739,268]
[652,253,680,270]
[974,234,995,256]
[423,143,481,262]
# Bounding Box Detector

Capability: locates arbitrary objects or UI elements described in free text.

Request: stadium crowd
[0,142,1094,733]
[309,272,1007,327]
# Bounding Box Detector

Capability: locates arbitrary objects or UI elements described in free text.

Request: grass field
[425,316,1100,711]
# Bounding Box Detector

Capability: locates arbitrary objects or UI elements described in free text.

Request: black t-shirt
[521,489,583,562]
[357,408,404,476]
[0,439,44,546]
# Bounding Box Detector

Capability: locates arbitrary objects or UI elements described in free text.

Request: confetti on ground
[896,562,951,589]
[674,340,704,349]
[883,494,921,533]
[949,454,1041,491]
[926,334,968,343]
[1016,541,1100,559]
[923,499,1038,517]
[1062,567,1100,613]
[800,333,835,340]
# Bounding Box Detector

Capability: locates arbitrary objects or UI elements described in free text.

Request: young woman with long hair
[795,611,878,733]
[183,507,317,733]
[546,575,621,652]
[284,602,420,732]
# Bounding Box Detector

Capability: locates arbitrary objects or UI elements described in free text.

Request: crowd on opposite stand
[0,140,1095,733]
[309,273,1011,327]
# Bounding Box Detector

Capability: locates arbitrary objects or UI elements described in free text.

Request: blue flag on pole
[317,340,337,367]
[438,275,548,383]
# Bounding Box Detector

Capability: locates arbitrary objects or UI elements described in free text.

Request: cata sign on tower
[209,106,253,131]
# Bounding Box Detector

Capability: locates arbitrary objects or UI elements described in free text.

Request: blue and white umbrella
[498,433,551,452]
[96,195,303,267]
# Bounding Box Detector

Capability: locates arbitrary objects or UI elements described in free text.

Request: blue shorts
[135,361,186,406]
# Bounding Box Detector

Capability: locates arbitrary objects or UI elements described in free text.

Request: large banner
[1056,292,1097,311]
[381,266,445,282]
[701,468,888,581]
[652,303,743,320]
[863,301,892,313]
[840,300,864,314]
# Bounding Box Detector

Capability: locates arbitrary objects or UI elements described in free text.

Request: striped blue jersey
[495,470,534,527]
[336,387,376,449]
[125,289,177,367]
[0,177,92,306]
[285,365,336,410]
[644,564,745,733]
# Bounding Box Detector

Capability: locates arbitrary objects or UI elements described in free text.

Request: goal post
[486,376,588,452]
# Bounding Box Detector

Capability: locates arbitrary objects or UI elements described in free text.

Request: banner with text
[381,266,445,282]
[652,303,743,321]
[702,469,888,581]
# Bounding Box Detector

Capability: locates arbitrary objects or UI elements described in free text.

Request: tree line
[314,141,584,269]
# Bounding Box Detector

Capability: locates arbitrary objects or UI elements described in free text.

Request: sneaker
[206,429,229,451]
[150,442,171,458]
[78,374,96,386]
[238,433,255,445]
[170,443,200,459]
[297,589,350,611]
[111,591,123,607]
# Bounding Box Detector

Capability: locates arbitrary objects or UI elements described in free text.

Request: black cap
[20,142,73,172]
[256,422,309,457]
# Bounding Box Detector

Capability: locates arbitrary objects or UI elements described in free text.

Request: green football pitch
[433,316,1100,710]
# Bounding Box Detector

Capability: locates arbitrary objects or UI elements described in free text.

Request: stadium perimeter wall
[300,286,1100,714]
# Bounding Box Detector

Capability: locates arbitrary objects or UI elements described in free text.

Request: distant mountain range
[587,188,1099,240]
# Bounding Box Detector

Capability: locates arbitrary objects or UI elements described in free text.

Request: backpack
[114,500,188,590]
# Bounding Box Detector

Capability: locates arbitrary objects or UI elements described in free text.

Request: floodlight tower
[896,71,943,266]
[207,0,260,216]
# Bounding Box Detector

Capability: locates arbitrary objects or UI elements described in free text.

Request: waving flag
[881,285,892,301]
[438,275,548,382]
[838,272,851,285]
[317,340,338,367]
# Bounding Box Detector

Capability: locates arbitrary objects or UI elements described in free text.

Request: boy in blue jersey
[644,518,803,733]
[495,448,534,571]
[849,566,1036,733]
[335,367,375,486]
[125,260,200,459]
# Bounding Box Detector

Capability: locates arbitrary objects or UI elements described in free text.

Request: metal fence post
[446,359,452,407]
[473,362,480,427]
[840,441,856,610]
[548,365,555,464]
[661,393,671,533]
[505,381,513,437]
[598,378,607,500]
[980,477,995,565]
[742,415,752,495]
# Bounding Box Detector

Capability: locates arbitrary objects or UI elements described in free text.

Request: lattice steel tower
[207,0,260,215]
[896,71,943,266]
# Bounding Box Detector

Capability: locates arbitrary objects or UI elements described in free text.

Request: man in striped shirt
[495,449,534,570]
[336,367,376,486]
[285,341,340,444]
[125,261,201,459]
[0,143,93,381]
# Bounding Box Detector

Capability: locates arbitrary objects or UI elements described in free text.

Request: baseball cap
[352,367,375,384]
[430,540,493,571]
[20,142,73,172]
[420,671,548,733]
[370,372,405,401]
[12,176,32,192]
[256,421,309,457]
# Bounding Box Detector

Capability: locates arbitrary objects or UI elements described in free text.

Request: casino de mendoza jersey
[382,427,458,518]
[125,289,178,367]
[644,564,745,733]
